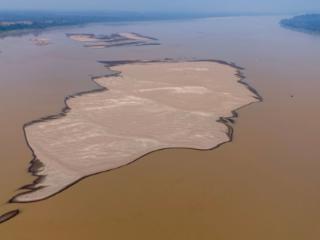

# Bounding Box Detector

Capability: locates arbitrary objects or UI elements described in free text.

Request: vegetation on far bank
[281,14,320,33]
[0,11,226,35]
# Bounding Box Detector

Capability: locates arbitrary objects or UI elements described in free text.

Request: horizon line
[0,9,317,15]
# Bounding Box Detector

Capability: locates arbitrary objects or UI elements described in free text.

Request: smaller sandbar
[31,38,50,46]
[66,32,159,48]
[0,210,20,224]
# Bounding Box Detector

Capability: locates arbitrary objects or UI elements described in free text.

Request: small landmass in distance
[31,37,50,46]
[67,32,159,48]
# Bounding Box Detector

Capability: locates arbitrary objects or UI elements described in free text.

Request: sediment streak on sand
[12,60,260,203]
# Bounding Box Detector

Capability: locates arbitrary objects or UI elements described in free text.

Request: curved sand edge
[10,59,262,203]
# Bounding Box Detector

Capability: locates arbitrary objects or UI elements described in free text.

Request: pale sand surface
[119,32,155,41]
[68,34,98,42]
[13,61,258,202]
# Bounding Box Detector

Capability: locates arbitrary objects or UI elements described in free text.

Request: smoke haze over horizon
[1,0,320,14]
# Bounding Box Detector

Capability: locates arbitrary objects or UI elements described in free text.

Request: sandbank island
[12,59,260,203]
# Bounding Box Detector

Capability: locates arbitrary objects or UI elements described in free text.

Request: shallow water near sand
[1,16,320,239]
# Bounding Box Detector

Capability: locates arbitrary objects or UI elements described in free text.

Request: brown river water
[0,16,320,239]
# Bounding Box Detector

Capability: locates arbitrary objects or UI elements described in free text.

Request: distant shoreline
[280,14,320,34]
[0,11,280,38]
[0,11,215,38]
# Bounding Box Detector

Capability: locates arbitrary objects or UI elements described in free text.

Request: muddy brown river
[0,16,320,239]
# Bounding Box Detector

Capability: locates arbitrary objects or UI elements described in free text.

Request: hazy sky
[1,0,320,13]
